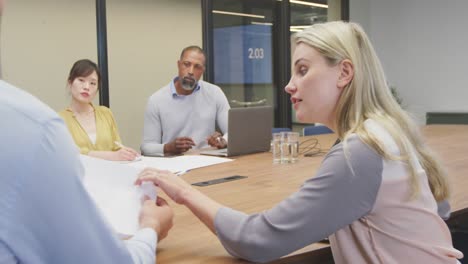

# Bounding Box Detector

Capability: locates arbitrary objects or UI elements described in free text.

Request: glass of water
[288,132,299,163]
[271,133,282,164]
[281,132,299,163]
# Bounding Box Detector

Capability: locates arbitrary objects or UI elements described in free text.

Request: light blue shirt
[0,80,157,264]
[141,79,230,155]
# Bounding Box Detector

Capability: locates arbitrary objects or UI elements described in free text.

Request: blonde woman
[135,21,462,263]
[59,59,139,161]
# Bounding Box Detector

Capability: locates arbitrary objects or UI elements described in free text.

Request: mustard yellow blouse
[59,105,122,154]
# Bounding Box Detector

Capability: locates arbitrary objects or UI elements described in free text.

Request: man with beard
[141,46,230,156]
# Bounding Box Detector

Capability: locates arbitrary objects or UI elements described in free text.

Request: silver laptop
[200,106,273,157]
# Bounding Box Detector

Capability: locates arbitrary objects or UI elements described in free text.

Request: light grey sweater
[141,79,230,156]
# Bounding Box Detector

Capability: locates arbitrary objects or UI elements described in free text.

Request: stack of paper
[128,155,232,172]
[80,155,156,236]
[80,154,232,236]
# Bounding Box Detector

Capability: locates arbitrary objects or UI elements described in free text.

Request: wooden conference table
[154,125,468,264]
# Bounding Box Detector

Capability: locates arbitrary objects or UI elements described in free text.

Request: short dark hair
[179,45,205,61]
[67,59,101,87]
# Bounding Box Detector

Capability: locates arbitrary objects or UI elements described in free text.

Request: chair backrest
[445,209,468,263]
[303,125,333,136]
[272,127,291,134]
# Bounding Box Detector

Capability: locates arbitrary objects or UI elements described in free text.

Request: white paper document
[127,155,233,173]
[80,155,156,236]
[79,154,231,236]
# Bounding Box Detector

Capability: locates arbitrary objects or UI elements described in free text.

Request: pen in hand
[114,141,125,149]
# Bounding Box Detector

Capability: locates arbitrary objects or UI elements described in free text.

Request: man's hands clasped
[164,137,196,154]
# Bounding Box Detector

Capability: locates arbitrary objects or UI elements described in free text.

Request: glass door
[203,0,347,128]
[210,0,277,113]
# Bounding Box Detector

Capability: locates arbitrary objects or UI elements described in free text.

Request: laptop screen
[226,106,273,156]
[200,106,273,157]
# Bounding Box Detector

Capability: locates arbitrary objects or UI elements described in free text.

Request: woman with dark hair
[59,59,139,161]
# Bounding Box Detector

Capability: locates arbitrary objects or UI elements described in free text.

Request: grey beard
[181,78,197,91]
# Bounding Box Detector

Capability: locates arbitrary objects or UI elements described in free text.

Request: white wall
[107,0,202,149]
[2,0,97,111]
[1,0,201,149]
[350,0,468,123]
[349,0,370,33]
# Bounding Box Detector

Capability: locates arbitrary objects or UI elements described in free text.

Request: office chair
[272,127,291,134]
[446,210,468,263]
[303,125,333,136]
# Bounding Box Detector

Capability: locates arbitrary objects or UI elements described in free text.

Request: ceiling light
[290,25,313,32]
[251,21,273,26]
[290,28,303,32]
[212,10,265,19]
[289,0,328,8]
[290,25,311,29]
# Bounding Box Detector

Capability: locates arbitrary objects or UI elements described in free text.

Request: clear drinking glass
[281,132,299,163]
[287,132,299,163]
[271,133,282,164]
[279,132,289,163]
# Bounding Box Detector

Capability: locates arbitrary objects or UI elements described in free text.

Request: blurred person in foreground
[0,1,173,262]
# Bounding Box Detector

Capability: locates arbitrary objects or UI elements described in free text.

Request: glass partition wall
[290,0,342,132]
[206,0,279,128]
[203,0,348,130]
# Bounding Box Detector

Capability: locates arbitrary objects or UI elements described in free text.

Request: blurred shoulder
[0,81,68,161]
[0,80,59,125]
